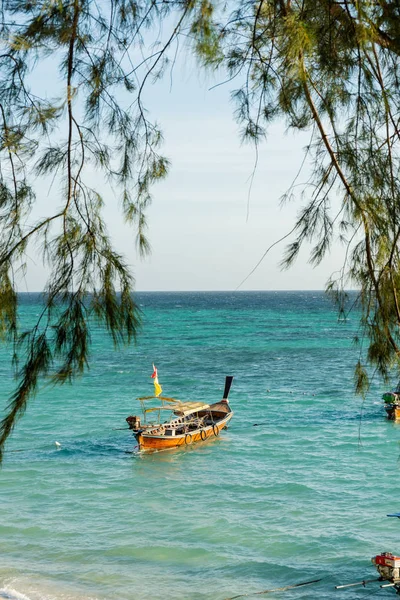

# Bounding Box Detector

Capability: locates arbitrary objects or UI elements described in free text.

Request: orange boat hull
[386,405,400,421]
[135,412,233,452]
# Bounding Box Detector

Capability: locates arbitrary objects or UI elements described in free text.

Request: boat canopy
[143,402,210,417]
[144,405,177,414]
[137,396,210,420]
[137,395,180,403]
[173,402,210,417]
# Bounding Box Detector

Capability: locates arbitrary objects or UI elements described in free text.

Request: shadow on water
[133,432,225,461]
[7,436,135,461]
[7,431,227,463]
[7,424,231,462]
[55,438,134,458]
[322,407,384,423]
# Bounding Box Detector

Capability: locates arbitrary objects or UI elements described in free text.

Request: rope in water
[224,578,322,600]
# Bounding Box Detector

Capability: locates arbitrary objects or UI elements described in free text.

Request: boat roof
[173,402,210,416]
[143,401,210,417]
[137,395,179,403]
[137,394,210,418]
[144,405,178,414]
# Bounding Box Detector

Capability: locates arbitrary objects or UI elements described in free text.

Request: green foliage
[189,0,400,396]
[0,0,176,461]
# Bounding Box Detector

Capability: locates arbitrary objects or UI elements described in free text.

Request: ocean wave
[0,586,32,600]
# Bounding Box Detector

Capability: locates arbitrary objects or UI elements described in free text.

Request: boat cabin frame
[136,395,217,434]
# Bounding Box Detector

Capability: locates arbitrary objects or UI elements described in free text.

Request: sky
[20,36,347,293]
[117,63,346,292]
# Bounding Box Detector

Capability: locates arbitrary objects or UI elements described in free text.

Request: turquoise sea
[1,291,400,600]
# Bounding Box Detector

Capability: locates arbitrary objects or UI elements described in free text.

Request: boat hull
[135,411,233,452]
[385,405,400,421]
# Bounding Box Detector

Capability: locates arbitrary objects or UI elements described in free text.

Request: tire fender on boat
[185,433,193,445]
[200,429,207,441]
[213,424,219,437]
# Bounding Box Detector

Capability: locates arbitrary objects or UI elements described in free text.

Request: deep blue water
[0,291,399,600]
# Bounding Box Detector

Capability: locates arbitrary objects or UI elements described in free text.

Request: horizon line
[16,288,359,294]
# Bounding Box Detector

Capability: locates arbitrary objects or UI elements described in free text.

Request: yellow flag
[151,364,162,397]
[154,381,162,397]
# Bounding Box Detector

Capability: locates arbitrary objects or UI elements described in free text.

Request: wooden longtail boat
[383,381,400,421]
[336,552,400,593]
[126,376,234,452]
[336,515,400,594]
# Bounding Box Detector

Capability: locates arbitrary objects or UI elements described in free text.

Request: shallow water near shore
[1,291,400,600]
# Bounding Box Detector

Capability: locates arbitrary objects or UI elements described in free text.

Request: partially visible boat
[383,381,400,421]
[126,375,234,452]
[336,514,400,594]
[336,552,400,593]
